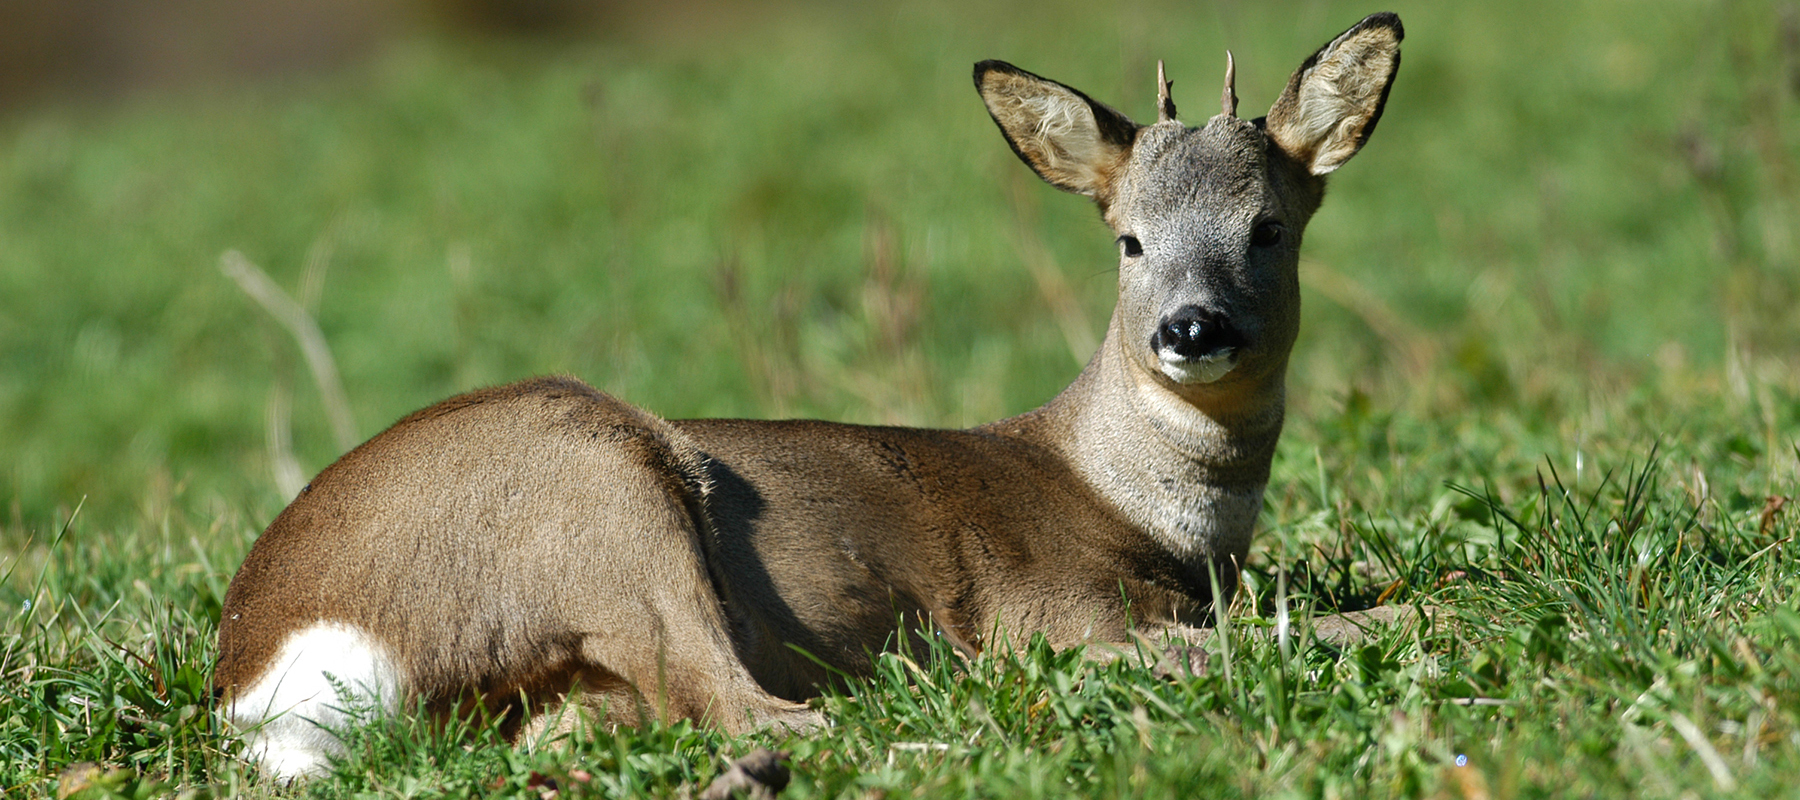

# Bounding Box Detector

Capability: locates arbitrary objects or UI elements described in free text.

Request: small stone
[697,748,792,800]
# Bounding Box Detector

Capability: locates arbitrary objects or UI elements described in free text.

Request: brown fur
[216,13,1405,771]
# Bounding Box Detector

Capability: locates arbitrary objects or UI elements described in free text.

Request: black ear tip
[973,60,1023,89]
[1361,11,1404,41]
[973,60,997,87]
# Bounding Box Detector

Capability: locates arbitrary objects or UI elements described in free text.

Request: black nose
[1154,306,1246,359]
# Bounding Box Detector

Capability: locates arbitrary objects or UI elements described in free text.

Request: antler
[1221,51,1238,117]
[1156,60,1177,123]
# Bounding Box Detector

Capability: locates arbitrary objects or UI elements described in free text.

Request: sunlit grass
[2,0,1797,796]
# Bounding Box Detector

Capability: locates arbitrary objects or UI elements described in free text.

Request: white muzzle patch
[1157,347,1238,384]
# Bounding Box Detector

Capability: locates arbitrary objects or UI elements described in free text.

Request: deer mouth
[1157,346,1238,384]
[1151,306,1248,385]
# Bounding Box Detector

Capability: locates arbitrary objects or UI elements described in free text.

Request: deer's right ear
[975,61,1140,203]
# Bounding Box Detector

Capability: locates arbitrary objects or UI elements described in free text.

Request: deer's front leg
[1067,623,1215,679]
[1087,606,1438,679]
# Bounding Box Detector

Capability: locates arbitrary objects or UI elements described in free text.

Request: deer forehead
[1111,118,1275,234]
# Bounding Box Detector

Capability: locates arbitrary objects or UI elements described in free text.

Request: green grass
[3,0,1798,796]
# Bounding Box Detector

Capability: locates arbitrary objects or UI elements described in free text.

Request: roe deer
[216,12,1403,780]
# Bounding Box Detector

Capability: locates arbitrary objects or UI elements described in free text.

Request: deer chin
[1157,347,1238,384]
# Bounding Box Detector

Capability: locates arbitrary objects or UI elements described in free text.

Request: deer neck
[997,312,1286,568]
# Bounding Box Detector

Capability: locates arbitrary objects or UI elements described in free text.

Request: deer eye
[1250,220,1285,248]
[1118,236,1144,258]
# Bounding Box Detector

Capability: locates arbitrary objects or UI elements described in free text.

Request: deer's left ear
[1264,12,1403,176]
[975,60,1141,205]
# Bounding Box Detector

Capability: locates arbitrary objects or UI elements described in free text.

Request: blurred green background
[0,0,1795,534]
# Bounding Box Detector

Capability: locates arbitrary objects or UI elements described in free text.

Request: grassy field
[2,0,1797,796]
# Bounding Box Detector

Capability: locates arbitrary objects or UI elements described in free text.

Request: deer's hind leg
[513,391,820,738]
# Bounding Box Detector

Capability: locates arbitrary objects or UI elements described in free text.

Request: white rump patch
[226,622,403,781]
